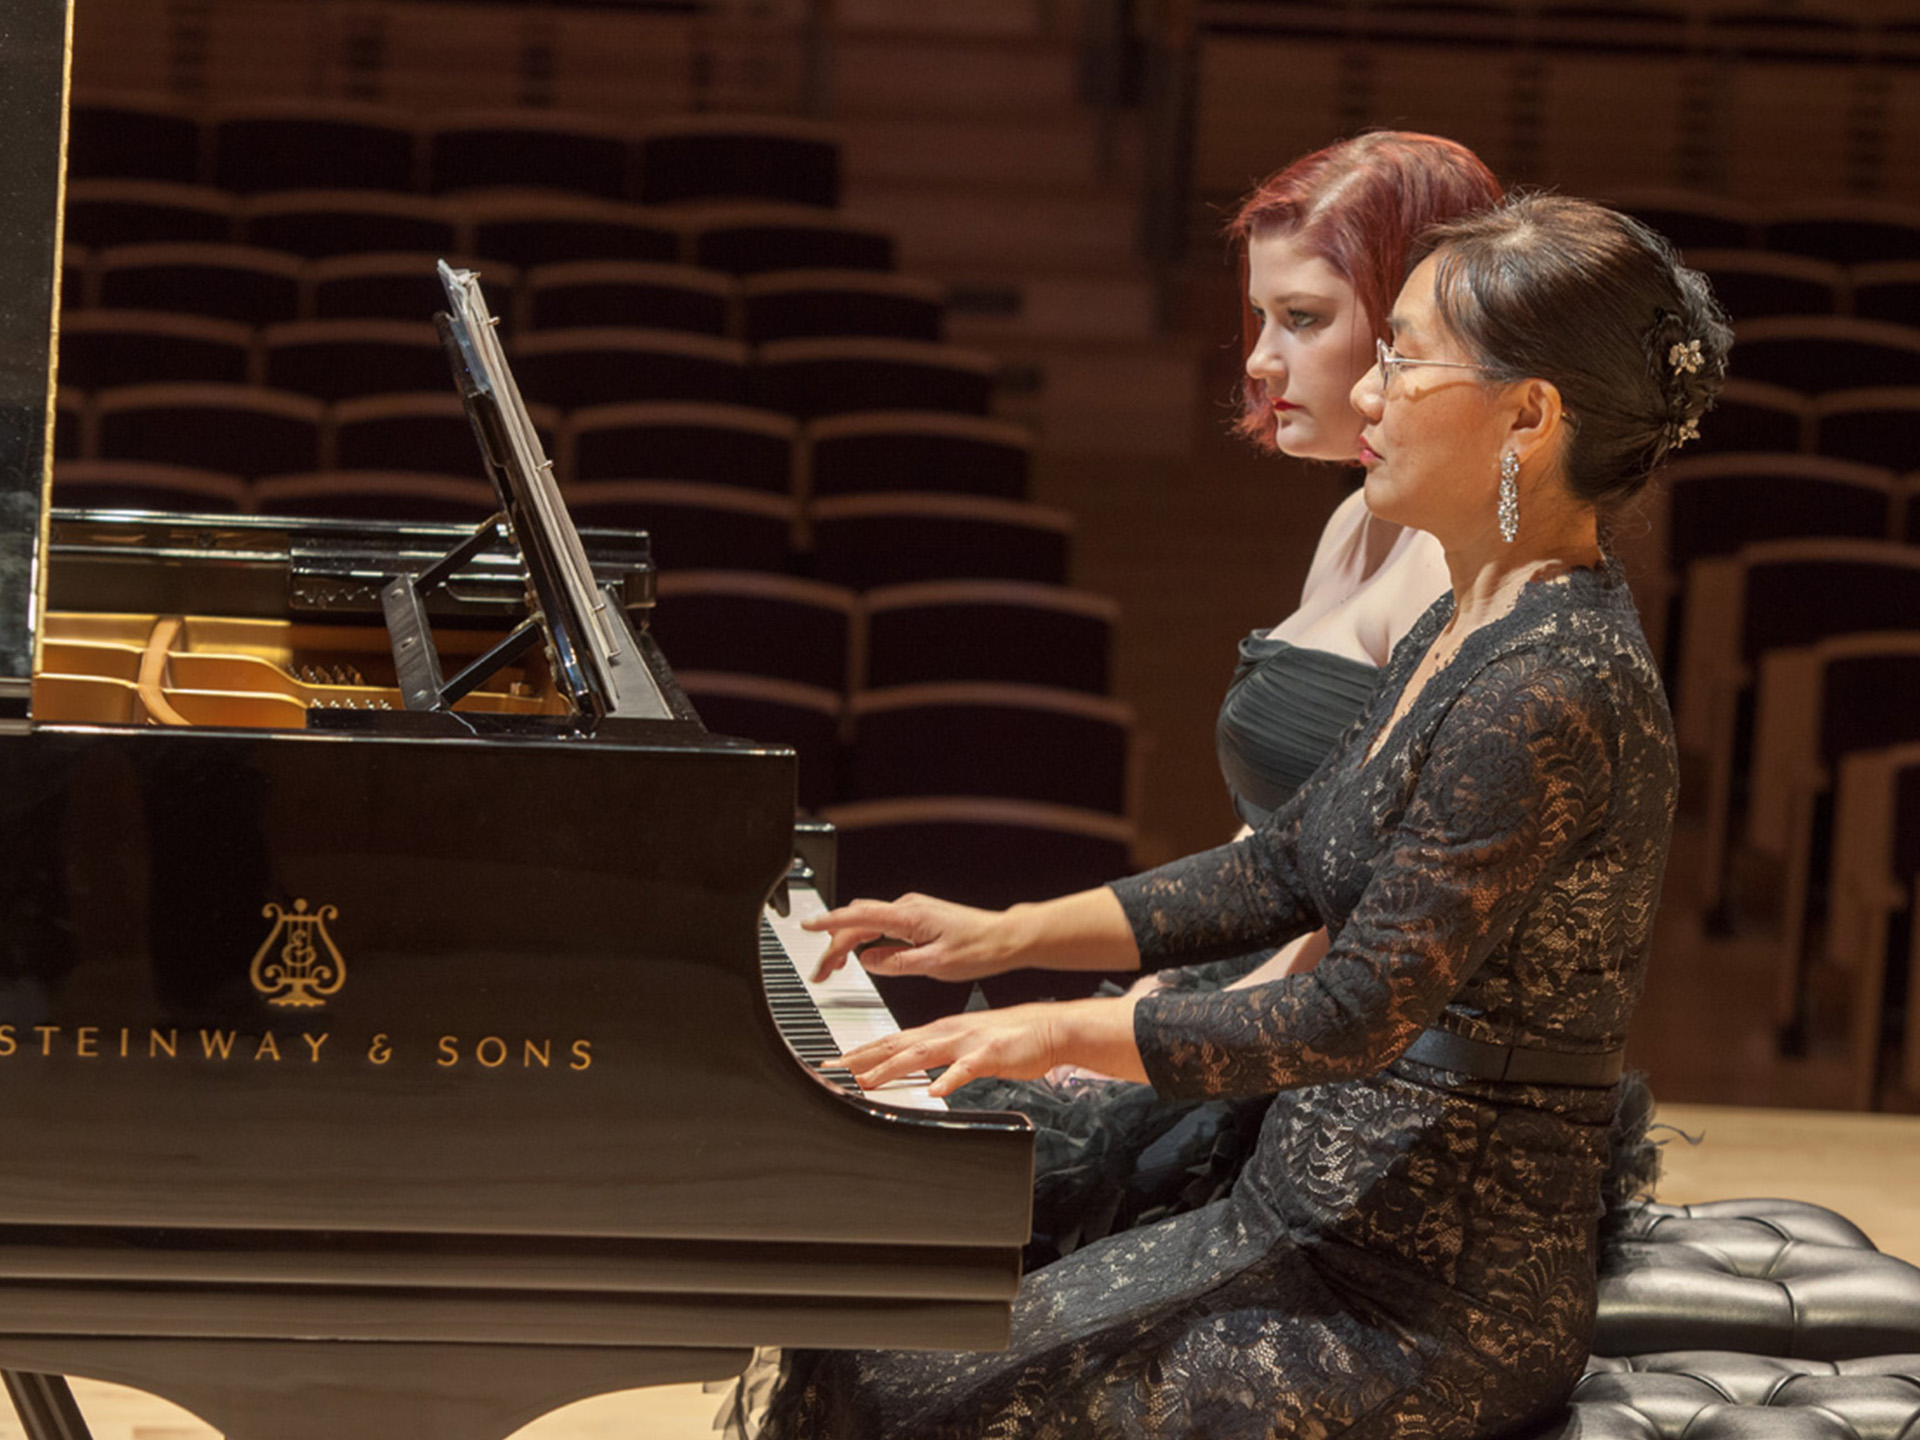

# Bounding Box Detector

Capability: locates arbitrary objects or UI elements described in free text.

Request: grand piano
[0,8,1032,1437]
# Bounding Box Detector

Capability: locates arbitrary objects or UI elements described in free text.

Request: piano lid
[0,0,72,730]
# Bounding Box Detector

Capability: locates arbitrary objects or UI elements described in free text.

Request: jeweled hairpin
[1674,416,1700,446]
[1668,339,1703,375]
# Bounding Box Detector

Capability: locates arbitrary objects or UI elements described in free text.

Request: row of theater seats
[654,572,1128,825]
[54,321,996,415]
[68,98,844,208]
[52,398,1032,500]
[65,184,897,271]
[62,245,945,343]
[1603,194,1920,1109]
[50,97,1144,918]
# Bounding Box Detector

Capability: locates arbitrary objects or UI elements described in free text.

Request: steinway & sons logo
[0,896,593,1073]
[251,899,345,1008]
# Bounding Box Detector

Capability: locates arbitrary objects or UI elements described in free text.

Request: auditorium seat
[51,459,250,514]
[1674,539,1920,926]
[260,319,449,402]
[804,411,1031,500]
[53,389,84,461]
[309,252,513,324]
[1760,200,1920,267]
[1690,377,1813,456]
[820,794,1139,1026]
[64,180,236,249]
[673,670,842,812]
[861,580,1116,694]
[635,114,841,208]
[1733,317,1920,395]
[650,570,856,692]
[332,392,560,477]
[94,382,324,478]
[808,493,1073,589]
[426,108,631,199]
[252,470,500,522]
[509,328,750,410]
[751,338,998,420]
[459,193,683,267]
[1827,742,1920,1103]
[67,92,201,184]
[1607,188,1760,252]
[564,400,795,492]
[239,190,457,260]
[1812,388,1920,471]
[92,242,304,324]
[1745,635,1920,1072]
[819,794,1135,914]
[685,202,894,276]
[740,269,945,343]
[561,479,797,573]
[522,259,734,336]
[1655,456,1899,673]
[211,101,420,194]
[1687,249,1843,322]
[1850,259,1920,329]
[843,682,1134,815]
[57,310,253,391]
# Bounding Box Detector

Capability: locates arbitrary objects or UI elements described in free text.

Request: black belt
[1401,1027,1626,1088]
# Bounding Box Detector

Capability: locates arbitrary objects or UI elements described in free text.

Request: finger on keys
[842,1033,928,1091]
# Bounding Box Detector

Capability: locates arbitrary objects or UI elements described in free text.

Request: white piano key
[765,885,946,1112]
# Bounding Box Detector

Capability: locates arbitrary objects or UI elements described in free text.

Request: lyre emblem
[249,899,346,1009]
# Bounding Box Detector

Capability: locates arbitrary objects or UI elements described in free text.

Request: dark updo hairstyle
[1228,131,1503,453]
[1418,193,1732,509]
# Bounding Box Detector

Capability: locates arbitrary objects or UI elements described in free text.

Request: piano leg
[1,1371,92,1440]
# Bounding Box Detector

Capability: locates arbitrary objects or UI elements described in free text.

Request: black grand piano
[0,9,1031,1437]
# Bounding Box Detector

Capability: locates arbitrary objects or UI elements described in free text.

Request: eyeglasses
[1375,338,1496,394]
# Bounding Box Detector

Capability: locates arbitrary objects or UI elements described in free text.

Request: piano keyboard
[761,885,946,1112]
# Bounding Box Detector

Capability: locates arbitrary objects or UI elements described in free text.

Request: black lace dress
[949,633,1382,1263]
[756,560,1677,1440]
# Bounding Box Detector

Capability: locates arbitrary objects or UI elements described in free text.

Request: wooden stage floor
[1,1102,1911,1440]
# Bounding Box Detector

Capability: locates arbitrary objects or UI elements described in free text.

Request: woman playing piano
[745,194,1729,1439]
[948,132,1500,1265]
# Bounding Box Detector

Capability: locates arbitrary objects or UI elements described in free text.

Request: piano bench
[1519,1351,1920,1439]
[1594,1198,1920,1360]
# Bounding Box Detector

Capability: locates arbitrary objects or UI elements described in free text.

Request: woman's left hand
[841,1004,1062,1098]
[842,995,1147,1096]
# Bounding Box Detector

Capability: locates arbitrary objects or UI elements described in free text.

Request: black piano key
[760,917,861,1094]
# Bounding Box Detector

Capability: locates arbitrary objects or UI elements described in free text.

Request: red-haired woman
[948,132,1505,1267]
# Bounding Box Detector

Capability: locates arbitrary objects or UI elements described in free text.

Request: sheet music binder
[379,260,672,723]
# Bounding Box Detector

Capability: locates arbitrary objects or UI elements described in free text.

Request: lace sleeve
[1107,799,1317,969]
[1132,653,1618,1100]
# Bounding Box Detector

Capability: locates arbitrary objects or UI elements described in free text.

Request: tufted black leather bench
[1510,1199,1920,1437]
[1594,1199,1920,1360]
[1526,1352,1920,1438]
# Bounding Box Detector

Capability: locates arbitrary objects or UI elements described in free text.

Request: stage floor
[3,1102,1913,1440]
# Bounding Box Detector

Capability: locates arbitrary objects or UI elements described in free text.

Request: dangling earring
[1497,451,1520,543]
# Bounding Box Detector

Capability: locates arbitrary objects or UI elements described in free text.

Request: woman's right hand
[802,893,1014,985]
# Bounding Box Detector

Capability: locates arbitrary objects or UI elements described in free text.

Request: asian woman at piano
[946,131,1500,1267]
[746,194,1730,1440]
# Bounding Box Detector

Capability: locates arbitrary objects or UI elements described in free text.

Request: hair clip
[1672,416,1700,446]
[1668,339,1703,375]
